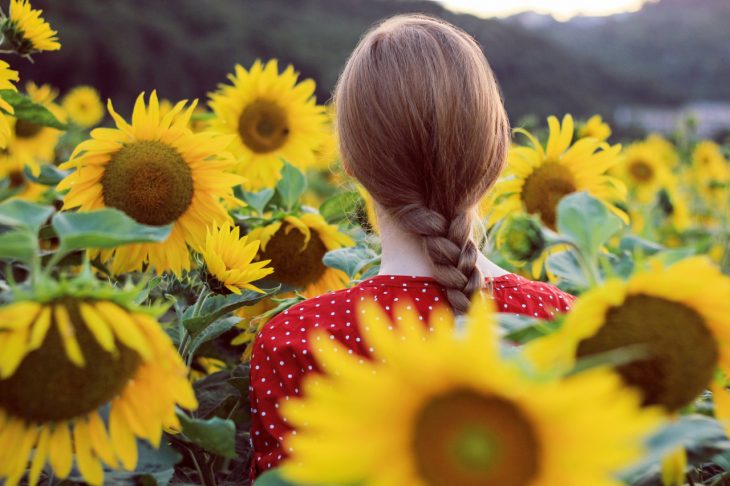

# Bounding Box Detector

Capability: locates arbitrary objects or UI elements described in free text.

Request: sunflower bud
[496,214,546,264]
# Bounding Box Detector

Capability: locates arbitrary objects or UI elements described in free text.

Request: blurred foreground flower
[528,257,730,413]
[279,297,659,485]
[0,60,19,148]
[0,292,196,486]
[208,59,328,190]
[58,91,243,275]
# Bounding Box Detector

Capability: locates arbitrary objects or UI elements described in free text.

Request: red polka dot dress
[247,273,575,479]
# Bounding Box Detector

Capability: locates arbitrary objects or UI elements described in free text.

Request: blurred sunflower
[578,114,611,142]
[280,298,658,486]
[528,257,730,413]
[486,115,627,230]
[692,141,729,204]
[189,356,227,383]
[208,59,328,190]
[645,134,679,169]
[2,0,60,54]
[616,140,674,203]
[0,146,46,201]
[58,91,243,275]
[12,82,65,163]
[248,213,354,297]
[0,296,196,486]
[62,86,104,129]
[0,60,19,148]
[202,223,273,294]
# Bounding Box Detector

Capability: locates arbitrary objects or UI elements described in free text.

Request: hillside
[14,0,682,121]
[528,0,730,102]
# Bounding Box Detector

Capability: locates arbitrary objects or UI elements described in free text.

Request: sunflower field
[0,2,730,486]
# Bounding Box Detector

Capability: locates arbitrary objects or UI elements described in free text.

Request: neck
[376,206,509,279]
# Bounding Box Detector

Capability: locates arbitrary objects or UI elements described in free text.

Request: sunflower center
[521,162,577,229]
[238,100,290,153]
[0,299,142,422]
[101,140,194,226]
[8,170,25,188]
[412,389,540,486]
[576,295,718,412]
[14,119,43,138]
[259,225,327,288]
[628,160,654,183]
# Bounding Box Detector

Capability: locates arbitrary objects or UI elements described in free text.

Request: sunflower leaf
[319,190,360,224]
[275,162,307,211]
[183,286,280,336]
[0,228,37,263]
[243,188,275,215]
[556,192,623,258]
[254,469,301,486]
[188,316,240,356]
[52,209,173,252]
[0,199,54,234]
[0,89,67,130]
[323,246,379,280]
[176,411,236,458]
[23,163,70,186]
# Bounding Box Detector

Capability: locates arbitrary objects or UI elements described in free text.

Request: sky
[438,0,649,21]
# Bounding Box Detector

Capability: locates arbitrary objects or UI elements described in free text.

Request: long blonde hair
[335,14,510,313]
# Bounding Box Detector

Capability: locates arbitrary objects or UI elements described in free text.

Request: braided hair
[334,14,510,313]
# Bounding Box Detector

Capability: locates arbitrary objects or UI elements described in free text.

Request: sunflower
[207,59,328,190]
[0,60,19,149]
[279,297,658,486]
[247,213,354,297]
[57,91,243,275]
[202,223,273,294]
[486,115,627,230]
[12,82,65,163]
[692,141,729,205]
[645,134,679,169]
[616,140,674,203]
[2,0,60,55]
[0,145,47,201]
[578,114,611,142]
[528,257,730,413]
[62,86,104,129]
[0,296,197,486]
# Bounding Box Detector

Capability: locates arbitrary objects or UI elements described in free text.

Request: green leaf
[0,90,67,130]
[319,190,360,223]
[243,188,275,215]
[0,229,37,263]
[323,247,379,280]
[176,412,236,458]
[0,200,54,234]
[556,192,623,258]
[52,209,172,252]
[275,162,307,210]
[75,440,181,486]
[188,316,240,356]
[546,251,590,293]
[23,163,70,186]
[499,313,559,344]
[183,286,280,336]
[254,469,300,486]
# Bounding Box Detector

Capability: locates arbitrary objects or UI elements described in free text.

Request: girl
[248,14,574,479]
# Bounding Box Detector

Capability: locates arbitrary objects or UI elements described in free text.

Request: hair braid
[395,206,483,313]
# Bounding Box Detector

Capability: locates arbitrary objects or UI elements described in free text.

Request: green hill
[529,0,730,102]
[16,0,682,121]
